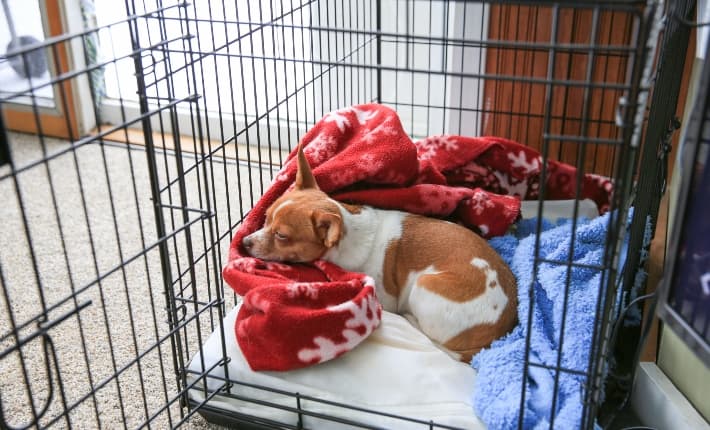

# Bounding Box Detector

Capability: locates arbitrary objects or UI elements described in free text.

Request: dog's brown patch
[383,215,517,303]
[341,203,363,215]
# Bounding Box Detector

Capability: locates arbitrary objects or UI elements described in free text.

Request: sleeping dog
[242,144,518,362]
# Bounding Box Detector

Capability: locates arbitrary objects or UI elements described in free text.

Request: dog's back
[324,205,518,361]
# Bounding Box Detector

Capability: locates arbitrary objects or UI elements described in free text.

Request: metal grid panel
[0,0,674,429]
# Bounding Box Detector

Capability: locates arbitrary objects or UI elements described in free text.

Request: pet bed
[186,200,609,430]
[196,105,617,428]
[186,304,485,429]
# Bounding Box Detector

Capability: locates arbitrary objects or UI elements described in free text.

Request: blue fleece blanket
[472,212,624,429]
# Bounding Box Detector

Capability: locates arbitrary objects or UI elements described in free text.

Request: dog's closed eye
[274,231,289,242]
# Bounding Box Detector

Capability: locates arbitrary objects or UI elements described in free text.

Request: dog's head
[242,144,343,263]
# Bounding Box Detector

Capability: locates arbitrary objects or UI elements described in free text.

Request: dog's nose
[242,236,253,250]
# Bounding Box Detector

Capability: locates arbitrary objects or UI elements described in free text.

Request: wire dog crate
[0,0,693,428]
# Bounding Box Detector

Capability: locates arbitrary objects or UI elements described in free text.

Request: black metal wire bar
[599,0,688,425]
[352,0,360,107]
[552,9,572,161]
[452,1,465,135]
[131,7,195,419]
[519,5,560,428]
[0,2,187,59]
[307,0,318,155]
[409,0,415,129]
[440,0,450,134]
[190,402,303,430]
[0,333,63,430]
[325,0,335,113]
[594,2,664,425]
[144,3,186,423]
[549,8,600,428]
[369,0,375,106]
[543,134,624,145]
[0,301,92,361]
[222,1,245,233]
[149,7,191,425]
[579,7,629,409]
[0,263,40,430]
[181,0,212,366]
[0,94,199,181]
[156,49,637,90]
[0,34,191,103]
[478,1,487,135]
[157,203,213,216]
[332,0,343,111]
[490,4,503,135]
[190,0,229,390]
[527,361,589,377]
[170,295,214,307]
[347,0,354,108]
[149,18,635,56]
[160,5,192,405]
[13,59,56,319]
[305,0,317,128]
[524,5,543,144]
[48,38,103,427]
[315,0,326,118]
[247,0,266,196]
[510,4,523,143]
[534,258,606,272]
[170,0,210,386]
[381,99,621,127]
[589,13,630,423]
[266,0,279,176]
[183,373,468,430]
[384,3,398,118]
[144,372,227,430]
[43,332,72,429]
[291,0,307,148]
[233,1,257,211]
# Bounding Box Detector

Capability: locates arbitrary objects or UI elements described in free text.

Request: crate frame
[0,0,694,429]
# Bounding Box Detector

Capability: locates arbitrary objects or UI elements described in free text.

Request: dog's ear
[295,142,319,190]
[312,210,342,248]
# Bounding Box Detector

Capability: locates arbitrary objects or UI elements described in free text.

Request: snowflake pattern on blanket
[223,103,613,371]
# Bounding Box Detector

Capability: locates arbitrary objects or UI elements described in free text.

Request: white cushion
[187,303,484,429]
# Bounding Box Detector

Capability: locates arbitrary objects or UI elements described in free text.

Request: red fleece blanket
[223,104,612,371]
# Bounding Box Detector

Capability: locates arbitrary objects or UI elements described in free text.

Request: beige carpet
[0,132,278,429]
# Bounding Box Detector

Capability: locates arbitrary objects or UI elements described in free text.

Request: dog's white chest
[322,205,405,311]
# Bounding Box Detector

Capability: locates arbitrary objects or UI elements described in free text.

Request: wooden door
[483,4,636,176]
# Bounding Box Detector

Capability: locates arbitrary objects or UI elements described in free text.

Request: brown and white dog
[242,145,518,362]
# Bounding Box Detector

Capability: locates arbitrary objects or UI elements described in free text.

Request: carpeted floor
[0,132,278,429]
